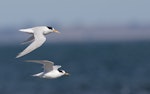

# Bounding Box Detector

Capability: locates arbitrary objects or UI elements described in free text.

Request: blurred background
[0,0,150,94]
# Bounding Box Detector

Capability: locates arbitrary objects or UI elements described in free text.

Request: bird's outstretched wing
[25,60,54,72]
[53,65,61,70]
[21,35,34,45]
[16,31,46,58]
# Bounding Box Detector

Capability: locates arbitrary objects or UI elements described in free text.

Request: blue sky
[0,0,150,27]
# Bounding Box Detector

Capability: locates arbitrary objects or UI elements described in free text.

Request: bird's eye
[47,26,53,30]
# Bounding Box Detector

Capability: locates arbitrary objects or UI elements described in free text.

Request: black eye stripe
[47,26,53,30]
[58,69,63,73]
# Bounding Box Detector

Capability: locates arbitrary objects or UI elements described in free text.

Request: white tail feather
[19,29,33,33]
[32,72,43,77]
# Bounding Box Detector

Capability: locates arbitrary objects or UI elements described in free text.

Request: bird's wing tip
[16,53,22,58]
[19,29,25,32]
[16,55,20,58]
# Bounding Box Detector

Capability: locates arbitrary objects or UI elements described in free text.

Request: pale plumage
[16,26,60,58]
[25,60,69,79]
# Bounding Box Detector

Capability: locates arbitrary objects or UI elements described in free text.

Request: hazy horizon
[1,0,150,44]
[0,24,150,45]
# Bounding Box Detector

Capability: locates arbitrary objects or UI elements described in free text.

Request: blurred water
[0,42,150,94]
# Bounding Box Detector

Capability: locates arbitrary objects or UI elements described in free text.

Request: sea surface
[0,42,150,94]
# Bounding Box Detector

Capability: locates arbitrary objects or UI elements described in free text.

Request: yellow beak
[53,29,60,33]
[64,73,70,76]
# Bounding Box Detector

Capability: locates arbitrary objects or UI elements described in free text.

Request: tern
[25,60,69,79]
[16,26,60,58]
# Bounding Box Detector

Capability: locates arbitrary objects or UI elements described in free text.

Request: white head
[58,69,69,76]
[46,26,60,34]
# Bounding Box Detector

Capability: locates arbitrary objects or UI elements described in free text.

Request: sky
[0,0,150,27]
[0,0,150,43]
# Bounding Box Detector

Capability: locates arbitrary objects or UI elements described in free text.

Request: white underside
[33,70,64,79]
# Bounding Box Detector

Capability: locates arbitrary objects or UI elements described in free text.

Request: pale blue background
[0,1,150,94]
[0,0,150,27]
